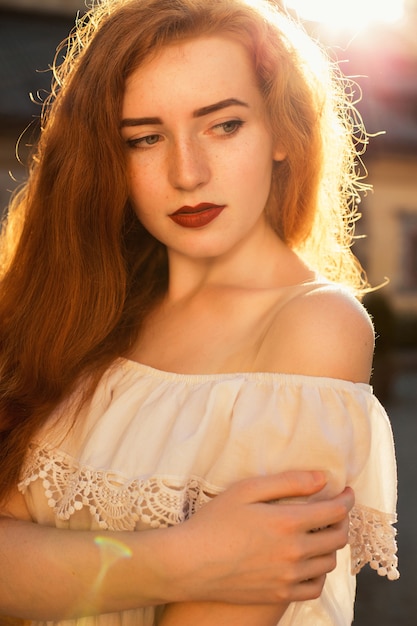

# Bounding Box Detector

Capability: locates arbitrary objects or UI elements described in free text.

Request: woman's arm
[159,601,287,626]
[0,471,353,620]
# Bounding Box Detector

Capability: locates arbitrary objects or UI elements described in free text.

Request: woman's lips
[169,203,225,228]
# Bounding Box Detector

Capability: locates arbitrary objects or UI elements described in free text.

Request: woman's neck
[164,224,311,304]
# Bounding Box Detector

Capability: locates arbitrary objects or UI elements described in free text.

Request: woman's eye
[127,134,161,149]
[213,120,245,136]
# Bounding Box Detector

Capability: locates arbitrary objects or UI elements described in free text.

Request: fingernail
[311,471,327,485]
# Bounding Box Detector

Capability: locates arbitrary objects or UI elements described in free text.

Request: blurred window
[400,212,417,291]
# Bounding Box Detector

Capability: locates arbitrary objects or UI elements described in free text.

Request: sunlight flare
[286,0,405,30]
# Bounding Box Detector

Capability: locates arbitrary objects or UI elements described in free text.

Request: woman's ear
[273,145,286,162]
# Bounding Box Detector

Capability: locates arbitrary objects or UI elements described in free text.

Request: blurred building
[303,7,417,325]
[347,16,417,319]
[0,0,84,15]
[0,0,86,212]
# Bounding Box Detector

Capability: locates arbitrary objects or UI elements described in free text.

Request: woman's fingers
[232,470,329,504]
[176,472,354,605]
[272,486,354,540]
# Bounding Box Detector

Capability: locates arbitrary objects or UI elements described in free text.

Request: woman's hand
[159,470,354,605]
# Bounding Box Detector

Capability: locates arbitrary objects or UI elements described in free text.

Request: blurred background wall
[0,0,87,211]
[0,0,84,14]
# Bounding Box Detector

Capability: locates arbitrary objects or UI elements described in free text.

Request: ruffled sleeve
[191,374,399,580]
[347,394,399,579]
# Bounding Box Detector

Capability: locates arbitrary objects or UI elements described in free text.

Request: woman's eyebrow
[120,98,249,128]
[121,116,162,128]
[192,98,249,118]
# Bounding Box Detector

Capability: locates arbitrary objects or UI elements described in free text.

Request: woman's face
[121,35,285,261]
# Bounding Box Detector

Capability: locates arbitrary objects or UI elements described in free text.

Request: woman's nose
[168,138,211,191]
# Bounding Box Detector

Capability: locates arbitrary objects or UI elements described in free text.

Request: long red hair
[0,0,369,504]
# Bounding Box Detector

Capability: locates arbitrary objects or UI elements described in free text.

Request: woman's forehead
[123,36,261,114]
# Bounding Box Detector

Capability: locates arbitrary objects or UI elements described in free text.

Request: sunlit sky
[285,0,405,31]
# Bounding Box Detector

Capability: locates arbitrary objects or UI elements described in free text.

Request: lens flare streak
[93,536,133,591]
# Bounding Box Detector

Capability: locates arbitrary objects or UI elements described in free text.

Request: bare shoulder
[259,284,375,383]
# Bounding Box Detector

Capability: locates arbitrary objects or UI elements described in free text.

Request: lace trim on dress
[18,443,399,580]
[349,503,399,580]
[18,443,221,531]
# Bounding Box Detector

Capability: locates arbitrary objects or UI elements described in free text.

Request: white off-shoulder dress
[19,358,399,626]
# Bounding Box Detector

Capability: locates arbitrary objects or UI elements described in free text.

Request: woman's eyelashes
[210,119,245,136]
[126,134,162,149]
[125,119,245,150]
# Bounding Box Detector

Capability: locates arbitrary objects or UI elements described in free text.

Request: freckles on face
[120,36,285,257]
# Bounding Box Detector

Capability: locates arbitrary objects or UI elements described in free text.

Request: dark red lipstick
[169,203,225,228]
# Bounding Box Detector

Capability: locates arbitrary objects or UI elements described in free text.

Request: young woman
[0,0,398,624]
